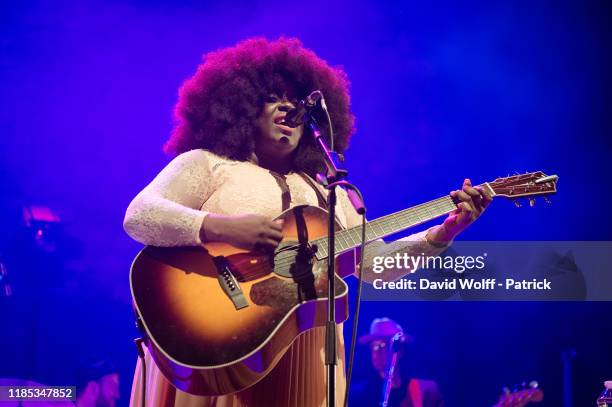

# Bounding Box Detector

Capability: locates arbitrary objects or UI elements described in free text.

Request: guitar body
[130,205,351,396]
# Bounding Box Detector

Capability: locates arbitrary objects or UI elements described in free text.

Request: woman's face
[254,94,304,159]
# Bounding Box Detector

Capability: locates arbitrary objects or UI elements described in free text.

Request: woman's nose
[278,100,295,112]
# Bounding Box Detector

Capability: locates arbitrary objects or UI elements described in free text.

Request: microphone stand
[380,334,403,407]
[306,112,363,407]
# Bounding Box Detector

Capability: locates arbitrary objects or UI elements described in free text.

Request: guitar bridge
[213,256,248,310]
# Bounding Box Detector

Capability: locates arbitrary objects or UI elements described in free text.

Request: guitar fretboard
[313,195,458,260]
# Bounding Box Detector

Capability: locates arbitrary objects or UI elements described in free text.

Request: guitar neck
[313,184,495,260]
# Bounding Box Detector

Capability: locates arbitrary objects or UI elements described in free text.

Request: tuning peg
[529,198,535,207]
[544,197,552,204]
[513,200,522,208]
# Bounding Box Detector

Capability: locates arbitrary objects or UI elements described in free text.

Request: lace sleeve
[338,188,452,282]
[123,149,213,247]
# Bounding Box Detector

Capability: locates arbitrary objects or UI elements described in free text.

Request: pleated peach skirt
[129,325,346,407]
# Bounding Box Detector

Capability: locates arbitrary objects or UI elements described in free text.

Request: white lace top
[123,149,447,276]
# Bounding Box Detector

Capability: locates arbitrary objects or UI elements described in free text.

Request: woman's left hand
[427,178,492,244]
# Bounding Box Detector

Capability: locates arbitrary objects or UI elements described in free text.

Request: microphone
[390,333,408,352]
[282,90,323,128]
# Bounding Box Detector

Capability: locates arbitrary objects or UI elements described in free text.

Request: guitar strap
[269,171,292,211]
[298,172,329,210]
[269,170,330,212]
[299,172,350,233]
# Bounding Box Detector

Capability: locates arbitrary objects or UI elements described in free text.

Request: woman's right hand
[200,213,284,252]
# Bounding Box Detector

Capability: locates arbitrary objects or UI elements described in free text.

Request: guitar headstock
[486,172,559,207]
[494,381,544,407]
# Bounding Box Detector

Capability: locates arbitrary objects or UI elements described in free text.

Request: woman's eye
[265,95,279,103]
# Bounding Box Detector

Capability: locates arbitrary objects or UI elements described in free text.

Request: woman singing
[124,37,489,407]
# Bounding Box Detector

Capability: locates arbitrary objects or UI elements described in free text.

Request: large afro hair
[165,37,356,176]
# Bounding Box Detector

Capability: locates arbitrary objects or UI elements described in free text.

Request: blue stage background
[1,1,611,405]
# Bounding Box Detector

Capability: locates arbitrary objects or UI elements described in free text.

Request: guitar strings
[234,196,457,281]
[271,196,456,273]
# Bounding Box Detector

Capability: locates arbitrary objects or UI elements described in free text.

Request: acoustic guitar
[129,172,558,396]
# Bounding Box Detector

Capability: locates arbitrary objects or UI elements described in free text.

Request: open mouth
[274,116,293,135]
[275,124,293,136]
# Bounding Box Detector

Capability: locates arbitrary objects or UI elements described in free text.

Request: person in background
[352,318,444,407]
[75,360,120,407]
